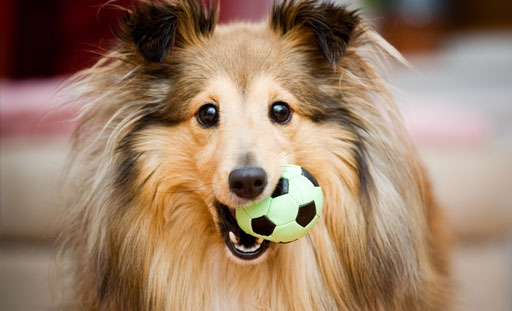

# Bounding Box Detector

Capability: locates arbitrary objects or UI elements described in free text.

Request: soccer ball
[235,164,323,243]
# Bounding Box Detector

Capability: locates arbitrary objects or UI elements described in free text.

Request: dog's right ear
[118,0,218,62]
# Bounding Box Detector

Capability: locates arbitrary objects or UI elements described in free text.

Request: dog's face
[112,1,362,263]
[176,26,330,261]
[190,76,296,260]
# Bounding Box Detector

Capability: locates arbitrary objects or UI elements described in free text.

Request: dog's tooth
[248,243,262,252]
[234,243,245,252]
[229,231,239,244]
[231,236,264,253]
[233,241,263,253]
[229,232,238,244]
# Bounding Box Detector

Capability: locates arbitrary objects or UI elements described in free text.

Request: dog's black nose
[229,167,267,199]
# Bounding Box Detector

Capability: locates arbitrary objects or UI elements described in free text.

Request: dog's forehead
[209,23,277,89]
[180,23,302,91]
[169,23,326,119]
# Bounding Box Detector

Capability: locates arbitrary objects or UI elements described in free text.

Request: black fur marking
[270,0,360,65]
[305,94,374,214]
[354,140,372,209]
[98,259,112,302]
[118,0,218,62]
[318,107,373,212]
[115,148,141,189]
[113,110,179,207]
[296,200,316,227]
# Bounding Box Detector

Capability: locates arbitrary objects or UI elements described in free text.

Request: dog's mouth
[215,201,271,261]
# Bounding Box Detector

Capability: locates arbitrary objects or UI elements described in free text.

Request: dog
[59,0,452,310]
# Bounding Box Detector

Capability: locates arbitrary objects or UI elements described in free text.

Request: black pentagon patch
[296,200,316,227]
[252,216,276,236]
[271,178,289,198]
[301,167,319,187]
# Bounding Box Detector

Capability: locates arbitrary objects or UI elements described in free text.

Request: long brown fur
[58,0,451,310]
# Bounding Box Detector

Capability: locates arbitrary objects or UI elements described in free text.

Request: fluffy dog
[59,0,451,310]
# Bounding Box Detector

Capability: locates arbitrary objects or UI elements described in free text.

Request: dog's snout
[229,167,267,199]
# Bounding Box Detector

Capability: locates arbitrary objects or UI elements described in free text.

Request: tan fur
[58,1,451,310]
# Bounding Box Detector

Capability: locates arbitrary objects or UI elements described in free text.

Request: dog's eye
[196,104,219,128]
[269,101,292,124]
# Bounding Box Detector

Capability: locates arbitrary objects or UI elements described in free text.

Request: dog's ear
[118,0,217,62]
[270,0,360,65]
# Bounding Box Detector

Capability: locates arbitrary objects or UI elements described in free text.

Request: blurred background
[1,0,511,310]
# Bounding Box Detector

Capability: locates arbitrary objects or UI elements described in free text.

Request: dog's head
[94,0,367,263]
[69,0,410,269]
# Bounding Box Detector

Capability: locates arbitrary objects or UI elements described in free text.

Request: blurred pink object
[0,77,76,138]
[399,97,490,147]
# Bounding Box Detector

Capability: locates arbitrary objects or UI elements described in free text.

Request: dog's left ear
[270,0,360,65]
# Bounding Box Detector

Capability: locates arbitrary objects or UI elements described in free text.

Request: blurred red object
[380,16,446,55]
[0,0,273,79]
[0,0,15,77]
[219,0,272,24]
[1,0,135,79]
